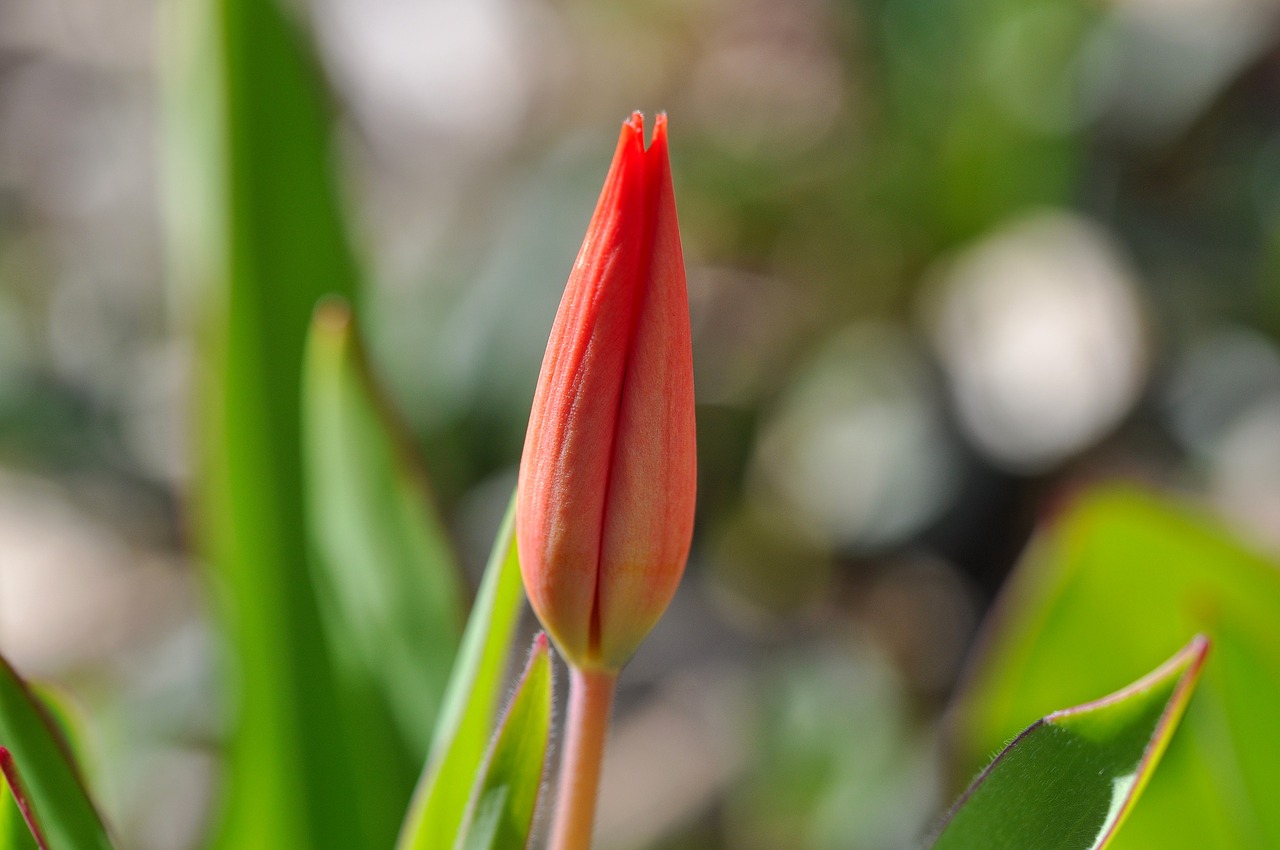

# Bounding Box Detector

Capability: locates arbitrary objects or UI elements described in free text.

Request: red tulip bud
[517,112,696,671]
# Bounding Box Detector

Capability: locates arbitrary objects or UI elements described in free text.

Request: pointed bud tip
[622,111,670,152]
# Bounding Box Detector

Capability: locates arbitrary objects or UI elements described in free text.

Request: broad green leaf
[949,486,1280,848]
[455,634,554,850]
[303,299,465,756]
[0,656,112,850]
[397,496,527,850]
[932,635,1207,850]
[164,0,413,845]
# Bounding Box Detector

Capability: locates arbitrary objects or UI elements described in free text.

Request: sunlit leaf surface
[397,497,527,850]
[170,0,416,845]
[455,634,553,850]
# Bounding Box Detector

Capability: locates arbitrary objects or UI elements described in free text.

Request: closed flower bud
[517,112,696,671]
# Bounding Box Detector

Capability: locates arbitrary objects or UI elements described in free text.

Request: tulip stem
[549,666,618,850]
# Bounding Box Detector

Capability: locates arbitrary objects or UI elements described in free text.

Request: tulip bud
[517,112,696,671]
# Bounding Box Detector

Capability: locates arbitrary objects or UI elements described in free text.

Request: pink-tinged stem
[549,667,618,850]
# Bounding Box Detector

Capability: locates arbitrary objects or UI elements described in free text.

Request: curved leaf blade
[0,657,112,850]
[948,487,1280,848]
[397,494,527,850]
[455,634,554,850]
[932,635,1209,850]
[303,299,465,755]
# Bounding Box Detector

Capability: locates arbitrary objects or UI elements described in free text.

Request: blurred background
[1,0,1279,847]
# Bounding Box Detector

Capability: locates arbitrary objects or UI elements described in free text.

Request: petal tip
[648,112,669,156]
[622,111,670,152]
[618,112,647,159]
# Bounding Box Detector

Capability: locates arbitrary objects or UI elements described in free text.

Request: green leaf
[931,635,1208,850]
[397,496,527,850]
[948,486,1280,848]
[455,634,554,850]
[0,750,46,850]
[303,299,465,756]
[0,755,38,850]
[165,0,415,845]
[0,656,112,850]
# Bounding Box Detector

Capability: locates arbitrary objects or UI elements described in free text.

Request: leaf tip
[1185,632,1211,670]
[312,295,354,338]
[1045,633,1210,725]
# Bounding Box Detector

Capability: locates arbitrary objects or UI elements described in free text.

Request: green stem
[549,666,617,850]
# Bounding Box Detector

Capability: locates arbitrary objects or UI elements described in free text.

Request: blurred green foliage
[303,301,465,759]
[181,0,407,846]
